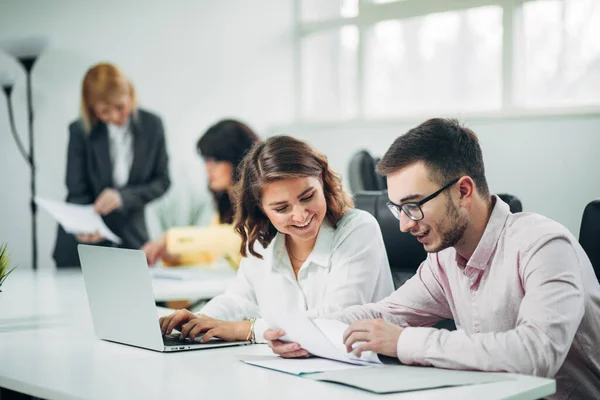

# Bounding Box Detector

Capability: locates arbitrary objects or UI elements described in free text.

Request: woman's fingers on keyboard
[181,319,208,340]
[162,309,196,335]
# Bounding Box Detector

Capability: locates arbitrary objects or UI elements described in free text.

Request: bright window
[296,0,600,121]
[516,0,600,108]
[300,0,358,22]
[301,26,358,120]
[364,6,502,117]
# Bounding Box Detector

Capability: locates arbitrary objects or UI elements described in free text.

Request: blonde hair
[79,63,138,133]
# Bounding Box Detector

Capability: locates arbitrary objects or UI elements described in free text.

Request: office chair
[372,156,387,191]
[497,193,523,213]
[354,191,427,289]
[348,150,386,193]
[579,199,600,283]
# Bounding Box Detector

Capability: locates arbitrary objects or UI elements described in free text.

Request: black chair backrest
[354,191,427,289]
[348,150,386,193]
[579,199,600,282]
[497,193,523,213]
[372,157,387,190]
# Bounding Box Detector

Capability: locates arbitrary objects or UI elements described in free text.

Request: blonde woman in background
[141,120,260,270]
[53,63,170,267]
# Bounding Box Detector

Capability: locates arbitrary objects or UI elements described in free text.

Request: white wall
[1,0,598,272]
[274,114,600,238]
[0,0,295,270]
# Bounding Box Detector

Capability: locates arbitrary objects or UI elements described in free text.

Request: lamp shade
[0,37,48,72]
[0,71,15,97]
[0,70,15,86]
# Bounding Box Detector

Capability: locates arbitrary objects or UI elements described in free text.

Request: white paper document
[261,307,381,366]
[36,197,121,244]
[242,356,365,375]
[306,364,515,394]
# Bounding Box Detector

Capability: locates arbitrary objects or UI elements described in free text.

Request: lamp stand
[2,55,38,270]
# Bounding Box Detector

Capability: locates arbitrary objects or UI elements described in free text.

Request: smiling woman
[159,136,394,345]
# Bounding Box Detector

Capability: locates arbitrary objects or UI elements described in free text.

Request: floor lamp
[1,38,46,271]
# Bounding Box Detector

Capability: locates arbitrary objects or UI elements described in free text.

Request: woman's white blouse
[199,208,394,342]
[107,119,133,188]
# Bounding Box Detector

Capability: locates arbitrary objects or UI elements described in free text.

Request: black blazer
[53,109,171,267]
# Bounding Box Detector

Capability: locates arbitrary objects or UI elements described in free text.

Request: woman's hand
[141,235,180,266]
[159,309,250,342]
[264,329,310,358]
[94,188,123,215]
[75,231,105,243]
[160,309,199,336]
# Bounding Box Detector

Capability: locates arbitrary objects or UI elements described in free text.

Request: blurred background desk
[150,265,236,302]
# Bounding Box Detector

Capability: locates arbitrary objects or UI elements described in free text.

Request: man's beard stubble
[428,197,468,253]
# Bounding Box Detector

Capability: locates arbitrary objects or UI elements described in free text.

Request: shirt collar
[456,195,510,270]
[107,118,131,139]
[272,218,335,269]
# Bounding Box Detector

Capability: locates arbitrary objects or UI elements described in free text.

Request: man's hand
[94,188,122,215]
[264,329,310,358]
[343,319,404,358]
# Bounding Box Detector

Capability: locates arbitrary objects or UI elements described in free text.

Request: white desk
[0,270,555,400]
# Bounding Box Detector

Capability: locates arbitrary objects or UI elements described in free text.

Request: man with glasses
[266,118,600,399]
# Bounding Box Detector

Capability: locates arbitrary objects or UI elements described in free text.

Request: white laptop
[78,244,249,352]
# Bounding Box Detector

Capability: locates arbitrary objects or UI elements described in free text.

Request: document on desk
[242,356,365,375]
[306,364,514,394]
[35,197,121,244]
[261,307,382,366]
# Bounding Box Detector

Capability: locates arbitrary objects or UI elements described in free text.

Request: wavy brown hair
[234,135,354,259]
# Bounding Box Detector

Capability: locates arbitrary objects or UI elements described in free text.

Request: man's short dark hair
[376,118,490,198]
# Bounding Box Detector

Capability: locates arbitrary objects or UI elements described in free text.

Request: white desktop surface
[0,269,555,400]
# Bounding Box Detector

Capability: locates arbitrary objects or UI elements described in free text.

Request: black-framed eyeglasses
[386,177,460,222]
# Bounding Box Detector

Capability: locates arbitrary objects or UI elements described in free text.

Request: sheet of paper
[241,356,365,375]
[313,318,381,364]
[307,365,514,394]
[261,307,380,365]
[265,309,349,363]
[35,197,121,244]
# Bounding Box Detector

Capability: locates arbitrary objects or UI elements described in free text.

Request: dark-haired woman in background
[142,119,260,269]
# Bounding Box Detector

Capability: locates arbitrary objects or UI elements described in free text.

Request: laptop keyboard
[163,335,199,346]
[163,334,220,346]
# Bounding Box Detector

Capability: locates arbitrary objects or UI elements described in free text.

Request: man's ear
[457,176,475,200]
